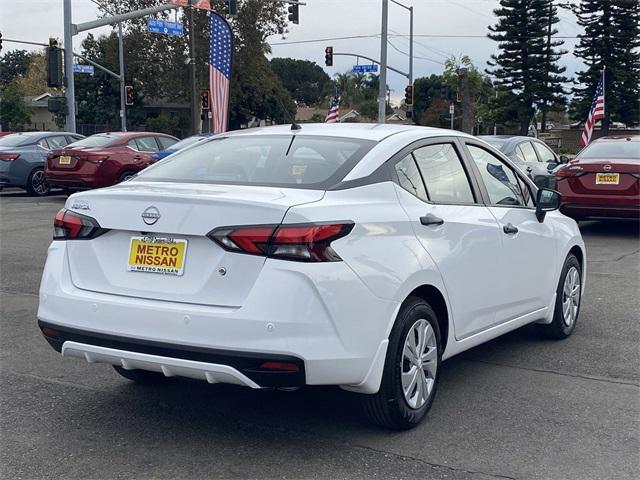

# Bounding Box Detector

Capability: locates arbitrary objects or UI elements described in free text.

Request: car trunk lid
[64,181,324,307]
[563,158,640,196]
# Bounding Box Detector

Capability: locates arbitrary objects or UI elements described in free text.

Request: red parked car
[45,132,178,191]
[556,136,640,220]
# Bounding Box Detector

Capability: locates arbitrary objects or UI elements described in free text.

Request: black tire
[362,296,442,430]
[117,171,136,183]
[113,365,171,384]
[536,254,582,340]
[26,167,50,196]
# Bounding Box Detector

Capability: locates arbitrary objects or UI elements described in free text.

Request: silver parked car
[0,132,84,196]
[479,135,568,189]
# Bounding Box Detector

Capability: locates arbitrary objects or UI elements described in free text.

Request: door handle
[420,213,444,226]
[503,223,519,234]
[526,166,533,172]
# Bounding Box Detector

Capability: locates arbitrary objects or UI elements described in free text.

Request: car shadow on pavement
[577,219,640,237]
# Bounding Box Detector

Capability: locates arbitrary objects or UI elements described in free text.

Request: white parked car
[38,124,585,429]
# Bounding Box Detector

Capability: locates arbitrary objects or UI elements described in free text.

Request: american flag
[325,96,340,123]
[580,72,605,148]
[209,13,233,133]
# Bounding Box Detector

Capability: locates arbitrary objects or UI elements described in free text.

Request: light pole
[378,0,389,123]
[63,0,76,133]
[117,22,126,132]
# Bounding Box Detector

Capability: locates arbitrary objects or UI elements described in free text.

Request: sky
[1,0,585,103]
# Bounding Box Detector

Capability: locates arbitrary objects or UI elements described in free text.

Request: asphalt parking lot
[1,188,638,480]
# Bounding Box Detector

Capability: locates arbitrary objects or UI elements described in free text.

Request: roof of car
[224,123,472,142]
[5,131,79,138]
[93,131,175,138]
[593,135,640,142]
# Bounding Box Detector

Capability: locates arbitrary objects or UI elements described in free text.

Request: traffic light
[47,96,67,114]
[288,3,299,24]
[46,38,63,88]
[0,32,3,53]
[200,90,210,110]
[404,85,413,106]
[324,46,333,67]
[227,0,237,16]
[125,86,134,106]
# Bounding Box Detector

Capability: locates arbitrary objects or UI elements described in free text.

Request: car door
[461,140,557,321]
[390,138,505,340]
[128,137,158,168]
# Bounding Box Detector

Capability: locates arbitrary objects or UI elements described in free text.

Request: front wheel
[536,254,582,339]
[362,297,442,429]
[117,171,136,183]
[26,168,50,196]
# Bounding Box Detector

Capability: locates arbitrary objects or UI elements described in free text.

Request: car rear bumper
[560,203,640,219]
[45,176,97,189]
[37,241,399,391]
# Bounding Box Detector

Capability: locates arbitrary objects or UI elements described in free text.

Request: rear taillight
[86,154,108,164]
[53,208,108,240]
[556,165,586,178]
[0,153,19,162]
[208,222,354,262]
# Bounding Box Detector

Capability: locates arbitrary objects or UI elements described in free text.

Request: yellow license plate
[58,155,71,165]
[595,173,619,185]
[127,237,187,276]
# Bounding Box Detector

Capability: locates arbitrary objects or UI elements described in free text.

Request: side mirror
[536,188,562,222]
[559,155,569,164]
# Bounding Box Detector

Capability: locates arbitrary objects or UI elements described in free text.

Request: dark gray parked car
[0,132,84,195]
[479,135,568,189]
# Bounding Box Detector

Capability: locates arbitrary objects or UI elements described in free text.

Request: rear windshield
[168,135,209,151]
[136,135,375,189]
[0,134,35,147]
[68,135,117,148]
[578,141,640,160]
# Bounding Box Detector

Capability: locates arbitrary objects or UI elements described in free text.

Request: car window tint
[47,136,68,148]
[38,138,50,149]
[532,141,556,162]
[394,154,428,201]
[127,139,139,150]
[136,137,160,152]
[467,145,526,206]
[413,144,475,204]
[158,136,177,149]
[518,141,539,163]
[137,135,374,189]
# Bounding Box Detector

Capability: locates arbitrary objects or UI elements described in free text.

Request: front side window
[136,137,160,152]
[394,154,428,201]
[532,141,556,163]
[517,141,539,163]
[137,135,374,189]
[467,145,527,206]
[158,136,178,150]
[46,136,68,149]
[413,144,475,204]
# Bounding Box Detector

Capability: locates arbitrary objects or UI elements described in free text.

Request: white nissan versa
[38,124,585,429]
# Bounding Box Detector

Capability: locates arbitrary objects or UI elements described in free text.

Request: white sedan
[38,124,585,429]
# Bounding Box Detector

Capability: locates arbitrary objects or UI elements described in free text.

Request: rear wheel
[362,297,441,429]
[113,366,171,384]
[117,171,136,183]
[26,168,50,196]
[536,254,582,339]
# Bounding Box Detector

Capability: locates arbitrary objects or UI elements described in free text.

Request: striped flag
[209,12,233,133]
[325,96,340,123]
[580,71,605,148]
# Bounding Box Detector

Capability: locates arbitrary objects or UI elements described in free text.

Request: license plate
[58,155,71,165]
[595,173,619,185]
[127,237,187,276]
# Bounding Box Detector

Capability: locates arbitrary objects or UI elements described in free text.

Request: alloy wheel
[31,170,50,195]
[562,266,581,327]
[401,319,438,409]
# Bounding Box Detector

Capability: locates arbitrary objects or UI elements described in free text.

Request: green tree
[572,0,640,130]
[412,74,446,127]
[270,58,330,105]
[0,50,33,86]
[0,82,33,130]
[487,0,567,135]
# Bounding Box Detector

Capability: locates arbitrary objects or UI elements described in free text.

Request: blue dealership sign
[73,64,95,74]
[147,18,184,37]
[352,64,378,73]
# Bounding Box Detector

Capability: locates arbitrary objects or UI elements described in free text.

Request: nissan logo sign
[141,206,161,225]
[603,164,612,172]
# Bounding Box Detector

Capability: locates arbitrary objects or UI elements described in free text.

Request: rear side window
[136,137,160,152]
[46,136,68,149]
[137,135,374,189]
[413,144,475,204]
[467,145,527,206]
[395,154,428,201]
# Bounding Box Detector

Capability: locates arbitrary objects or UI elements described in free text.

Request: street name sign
[73,64,95,74]
[352,64,378,73]
[147,18,184,36]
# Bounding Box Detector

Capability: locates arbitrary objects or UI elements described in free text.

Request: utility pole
[188,3,199,135]
[378,0,389,123]
[63,0,76,133]
[541,0,553,133]
[118,22,126,132]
